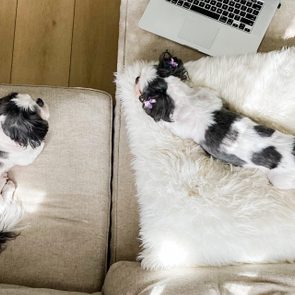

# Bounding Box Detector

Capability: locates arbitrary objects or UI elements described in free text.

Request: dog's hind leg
[0,180,23,253]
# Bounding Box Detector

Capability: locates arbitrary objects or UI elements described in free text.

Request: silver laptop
[139,0,280,56]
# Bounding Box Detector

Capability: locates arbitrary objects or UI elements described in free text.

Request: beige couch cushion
[112,0,295,263]
[103,261,295,295]
[0,86,112,293]
[0,284,101,295]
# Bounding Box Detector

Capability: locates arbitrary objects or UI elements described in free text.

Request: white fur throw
[116,48,295,270]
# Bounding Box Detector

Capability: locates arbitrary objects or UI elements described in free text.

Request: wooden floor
[0,0,120,97]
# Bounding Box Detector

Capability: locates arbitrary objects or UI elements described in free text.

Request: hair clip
[143,97,157,110]
[168,58,178,68]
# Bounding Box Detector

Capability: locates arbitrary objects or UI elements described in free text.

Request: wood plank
[69,0,120,96]
[0,0,17,83]
[11,0,75,86]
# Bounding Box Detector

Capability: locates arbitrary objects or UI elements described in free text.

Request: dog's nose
[36,98,44,107]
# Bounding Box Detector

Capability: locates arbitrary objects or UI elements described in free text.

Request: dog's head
[0,93,49,149]
[135,51,188,122]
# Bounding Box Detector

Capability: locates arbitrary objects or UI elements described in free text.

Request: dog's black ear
[156,50,188,81]
[140,77,175,122]
[147,93,174,122]
[0,231,19,253]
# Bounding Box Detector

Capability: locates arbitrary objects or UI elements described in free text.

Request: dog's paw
[0,179,22,239]
[1,180,16,202]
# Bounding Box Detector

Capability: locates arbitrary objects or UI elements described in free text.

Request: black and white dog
[135,51,295,190]
[0,92,49,252]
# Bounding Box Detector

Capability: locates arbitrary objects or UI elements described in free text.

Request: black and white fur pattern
[0,92,49,252]
[135,51,295,190]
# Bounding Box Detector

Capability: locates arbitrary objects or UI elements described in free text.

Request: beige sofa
[0,0,295,294]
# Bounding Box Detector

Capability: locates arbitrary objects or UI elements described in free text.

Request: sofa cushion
[103,261,295,295]
[0,86,112,292]
[0,284,101,295]
[112,0,295,263]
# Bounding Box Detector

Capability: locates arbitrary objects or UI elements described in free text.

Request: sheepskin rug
[116,48,295,270]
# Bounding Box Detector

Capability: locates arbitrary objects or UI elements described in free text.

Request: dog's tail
[0,180,23,253]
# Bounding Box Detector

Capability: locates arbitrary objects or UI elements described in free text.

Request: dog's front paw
[1,180,16,202]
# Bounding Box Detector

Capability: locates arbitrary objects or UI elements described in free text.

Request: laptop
[139,0,280,56]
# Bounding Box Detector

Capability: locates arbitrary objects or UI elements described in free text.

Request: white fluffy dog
[0,92,49,252]
[135,51,295,190]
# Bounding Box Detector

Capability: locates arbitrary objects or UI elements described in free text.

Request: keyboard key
[233,23,238,27]
[177,0,184,6]
[217,8,222,13]
[193,0,199,4]
[187,0,193,2]
[235,3,241,9]
[223,0,229,3]
[253,9,259,15]
[229,1,235,6]
[239,23,245,29]
[204,0,210,3]
[241,5,247,10]
[199,2,205,7]
[241,0,246,3]
[228,6,234,12]
[234,15,240,21]
[211,6,217,11]
[247,7,253,13]
[257,1,263,5]
[205,4,211,9]
[244,28,250,32]
[227,18,233,25]
[234,9,239,14]
[240,11,246,17]
[222,10,228,16]
[183,2,191,8]
[252,3,262,10]
[222,4,228,9]
[219,16,227,22]
[190,4,220,19]
[216,2,222,7]
[245,13,256,21]
[172,0,177,3]
[228,12,234,18]
[241,17,254,26]
[246,1,252,7]
[210,0,216,4]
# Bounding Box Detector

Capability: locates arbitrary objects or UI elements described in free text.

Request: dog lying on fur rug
[135,51,295,190]
[0,92,49,252]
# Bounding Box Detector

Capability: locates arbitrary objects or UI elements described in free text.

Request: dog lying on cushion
[0,92,49,252]
[135,51,295,190]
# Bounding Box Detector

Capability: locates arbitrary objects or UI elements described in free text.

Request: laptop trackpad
[178,16,220,49]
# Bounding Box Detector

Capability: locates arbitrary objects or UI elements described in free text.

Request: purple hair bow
[168,58,178,68]
[144,97,157,110]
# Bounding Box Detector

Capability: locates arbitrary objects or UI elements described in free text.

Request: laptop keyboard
[166,0,264,33]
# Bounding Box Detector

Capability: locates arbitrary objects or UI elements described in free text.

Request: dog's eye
[135,76,140,84]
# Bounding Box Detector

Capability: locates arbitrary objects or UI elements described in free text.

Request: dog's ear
[140,78,175,122]
[156,50,188,81]
[147,93,174,122]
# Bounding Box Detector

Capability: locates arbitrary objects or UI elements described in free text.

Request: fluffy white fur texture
[116,48,295,270]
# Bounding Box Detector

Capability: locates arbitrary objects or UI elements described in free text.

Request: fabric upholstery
[103,261,295,295]
[112,0,295,263]
[0,284,101,295]
[0,85,112,293]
